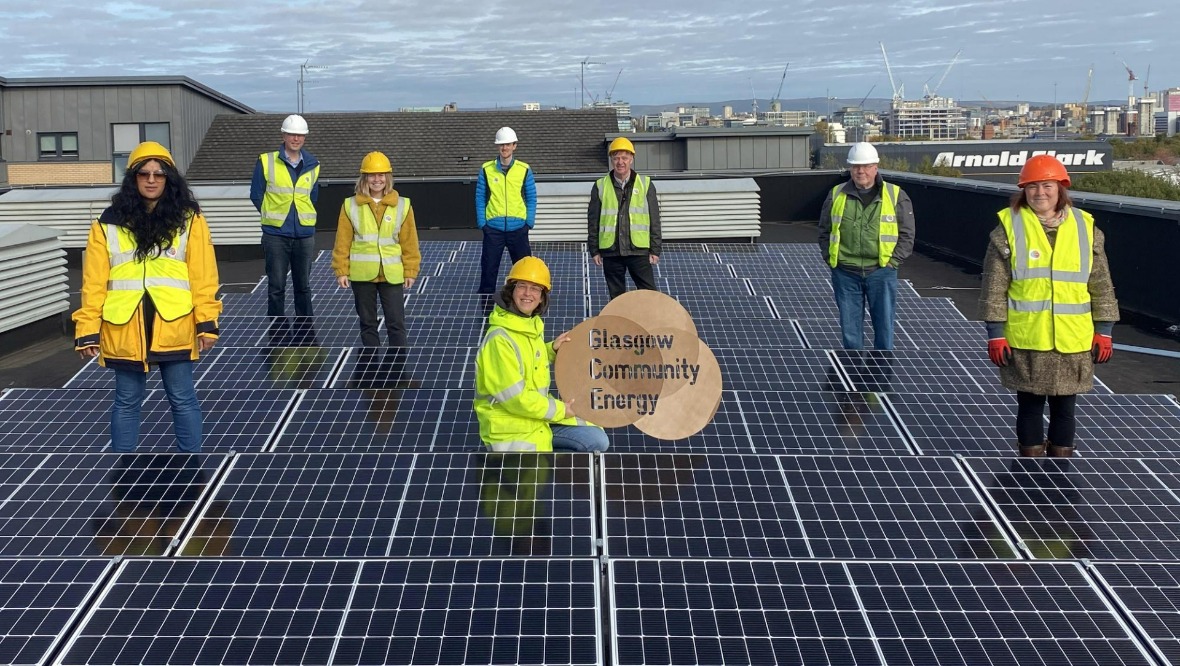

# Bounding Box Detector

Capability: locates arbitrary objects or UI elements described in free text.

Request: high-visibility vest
[1000,206,1094,353]
[259,151,319,227]
[596,174,651,249]
[827,182,900,268]
[482,159,530,222]
[102,221,193,324]
[345,196,409,283]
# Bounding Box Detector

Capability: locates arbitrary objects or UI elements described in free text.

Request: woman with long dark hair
[73,141,221,452]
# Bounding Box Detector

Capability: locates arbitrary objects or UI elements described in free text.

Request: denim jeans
[111,361,202,453]
[551,424,609,452]
[831,266,897,350]
[262,233,316,316]
[479,227,531,293]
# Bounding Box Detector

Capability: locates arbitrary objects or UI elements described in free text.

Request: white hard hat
[846,142,879,165]
[281,114,309,135]
[494,127,518,145]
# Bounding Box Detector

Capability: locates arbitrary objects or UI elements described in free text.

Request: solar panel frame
[193,346,348,390]
[882,392,1017,456]
[833,349,993,395]
[0,558,114,666]
[1090,561,1180,666]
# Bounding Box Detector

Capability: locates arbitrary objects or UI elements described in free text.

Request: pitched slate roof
[186,110,620,181]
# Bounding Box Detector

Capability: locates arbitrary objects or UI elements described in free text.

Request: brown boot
[1019,442,1046,457]
[1048,441,1075,457]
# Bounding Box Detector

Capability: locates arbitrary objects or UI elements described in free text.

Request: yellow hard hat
[506,256,551,291]
[127,141,175,170]
[607,137,635,155]
[360,151,393,174]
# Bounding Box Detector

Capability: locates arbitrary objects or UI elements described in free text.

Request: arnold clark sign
[819,140,1111,181]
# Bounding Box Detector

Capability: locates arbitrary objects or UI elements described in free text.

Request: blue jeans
[111,361,202,453]
[479,227,531,293]
[831,266,897,350]
[551,424,609,452]
[262,233,316,316]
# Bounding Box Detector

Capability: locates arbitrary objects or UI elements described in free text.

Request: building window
[38,133,79,160]
[112,123,171,180]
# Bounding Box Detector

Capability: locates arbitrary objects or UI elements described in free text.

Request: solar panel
[272,388,476,452]
[214,315,380,348]
[194,346,347,389]
[64,358,162,391]
[58,558,601,666]
[714,348,845,392]
[833,350,992,394]
[1091,562,1180,666]
[602,453,808,558]
[609,294,776,320]
[779,454,1018,559]
[894,318,987,349]
[657,277,752,297]
[216,293,270,317]
[604,394,753,454]
[0,558,113,666]
[692,318,806,348]
[896,297,968,321]
[0,452,226,557]
[407,294,589,319]
[1073,394,1180,456]
[966,456,1180,560]
[745,277,833,297]
[0,389,115,451]
[331,347,473,389]
[883,392,1016,455]
[740,390,912,455]
[402,316,586,348]
[794,319,883,350]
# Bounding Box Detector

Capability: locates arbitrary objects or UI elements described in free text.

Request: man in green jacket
[817,142,916,349]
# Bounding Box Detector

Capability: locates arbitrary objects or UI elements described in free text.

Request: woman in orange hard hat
[332,151,421,347]
[474,257,609,452]
[72,141,221,453]
[979,155,1119,457]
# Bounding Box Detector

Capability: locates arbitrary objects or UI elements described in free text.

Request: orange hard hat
[1018,154,1070,188]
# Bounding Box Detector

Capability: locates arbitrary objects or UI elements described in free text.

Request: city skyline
[0,0,1175,113]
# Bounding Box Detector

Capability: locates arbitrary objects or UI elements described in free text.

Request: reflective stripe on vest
[260,151,320,227]
[102,221,194,324]
[827,181,899,268]
[596,174,651,249]
[475,328,559,415]
[1000,206,1094,353]
[482,159,530,223]
[346,196,408,283]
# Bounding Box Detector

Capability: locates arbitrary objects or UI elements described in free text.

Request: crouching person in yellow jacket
[474,257,609,452]
[73,141,221,453]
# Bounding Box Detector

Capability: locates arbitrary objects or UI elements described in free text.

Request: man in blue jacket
[250,114,321,316]
[475,127,536,293]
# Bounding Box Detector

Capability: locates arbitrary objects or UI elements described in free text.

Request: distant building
[722,106,734,119]
[883,96,967,140]
[762,110,817,127]
[0,75,252,186]
[522,102,541,111]
[590,100,632,132]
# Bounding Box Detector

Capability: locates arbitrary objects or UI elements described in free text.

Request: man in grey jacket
[817,142,916,349]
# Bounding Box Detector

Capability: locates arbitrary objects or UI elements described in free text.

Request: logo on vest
[1029,249,1042,261]
[167,248,178,257]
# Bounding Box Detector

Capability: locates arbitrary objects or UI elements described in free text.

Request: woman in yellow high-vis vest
[73,141,221,453]
[979,155,1119,457]
[332,152,420,347]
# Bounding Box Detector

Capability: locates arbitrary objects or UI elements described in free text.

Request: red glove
[988,338,1013,367]
[1092,334,1113,363]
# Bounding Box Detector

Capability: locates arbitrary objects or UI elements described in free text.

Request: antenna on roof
[298,60,325,113]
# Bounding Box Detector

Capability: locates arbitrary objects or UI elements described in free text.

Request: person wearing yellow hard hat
[476,127,537,294]
[250,114,321,316]
[331,151,421,347]
[72,141,221,453]
[474,257,609,452]
[588,136,662,300]
[980,155,1119,457]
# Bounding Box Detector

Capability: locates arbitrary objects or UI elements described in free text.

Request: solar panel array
[6,239,1180,664]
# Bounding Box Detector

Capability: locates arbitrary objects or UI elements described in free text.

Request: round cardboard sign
[553,316,665,427]
[633,340,723,440]
[598,289,698,339]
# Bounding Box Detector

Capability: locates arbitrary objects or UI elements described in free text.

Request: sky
[0,0,1174,113]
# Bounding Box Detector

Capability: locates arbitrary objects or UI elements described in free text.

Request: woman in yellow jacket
[73,141,221,453]
[474,257,609,452]
[332,151,421,346]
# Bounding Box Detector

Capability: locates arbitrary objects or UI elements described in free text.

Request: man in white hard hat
[587,136,661,300]
[475,126,536,294]
[250,114,321,316]
[817,142,916,349]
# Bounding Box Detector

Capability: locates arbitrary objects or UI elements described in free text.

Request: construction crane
[579,57,604,108]
[857,84,876,109]
[879,42,903,102]
[926,49,961,99]
[749,77,758,118]
[1143,64,1151,100]
[1115,53,1137,100]
[604,68,624,104]
[770,63,790,111]
[1079,64,1093,133]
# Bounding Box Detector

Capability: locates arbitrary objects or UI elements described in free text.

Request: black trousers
[351,281,406,346]
[602,254,657,300]
[1016,391,1077,447]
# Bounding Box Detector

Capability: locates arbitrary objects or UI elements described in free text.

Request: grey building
[620,126,813,172]
[0,75,252,186]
